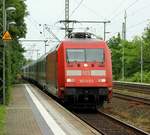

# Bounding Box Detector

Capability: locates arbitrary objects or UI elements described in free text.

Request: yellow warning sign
[2,31,12,40]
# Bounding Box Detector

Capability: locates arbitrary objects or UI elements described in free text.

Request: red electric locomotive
[22,32,112,109]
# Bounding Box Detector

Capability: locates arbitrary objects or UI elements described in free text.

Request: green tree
[123,38,141,78]
[108,23,150,83]
[0,0,27,103]
[142,23,150,72]
[108,33,122,80]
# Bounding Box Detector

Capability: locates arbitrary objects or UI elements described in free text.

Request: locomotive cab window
[66,49,85,62]
[86,49,104,62]
[66,48,104,63]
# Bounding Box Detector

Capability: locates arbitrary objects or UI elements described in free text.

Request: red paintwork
[23,38,112,102]
[56,39,112,99]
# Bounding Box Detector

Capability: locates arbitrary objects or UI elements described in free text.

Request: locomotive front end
[62,40,112,108]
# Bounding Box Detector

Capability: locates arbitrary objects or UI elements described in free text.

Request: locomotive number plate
[81,70,91,76]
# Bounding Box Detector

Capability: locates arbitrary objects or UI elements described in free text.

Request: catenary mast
[65,0,69,37]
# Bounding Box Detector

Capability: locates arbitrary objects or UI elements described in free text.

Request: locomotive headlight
[98,78,106,83]
[67,78,72,82]
[84,63,88,67]
[101,79,106,82]
[66,78,75,82]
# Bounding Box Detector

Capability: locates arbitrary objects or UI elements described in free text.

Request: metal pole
[140,39,143,83]
[121,11,127,81]
[65,0,69,37]
[44,40,46,54]
[122,22,125,39]
[104,22,106,41]
[3,0,6,104]
[122,44,125,81]
[124,10,127,40]
[37,50,39,60]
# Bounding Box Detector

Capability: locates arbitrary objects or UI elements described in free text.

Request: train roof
[62,32,106,45]
[62,38,106,44]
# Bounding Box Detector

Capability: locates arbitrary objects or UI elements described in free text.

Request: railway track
[113,81,150,94]
[73,110,149,135]
[113,92,150,105]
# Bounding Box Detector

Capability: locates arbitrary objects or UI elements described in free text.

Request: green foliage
[108,26,150,83]
[108,33,122,80]
[10,41,26,82]
[127,72,150,83]
[123,39,140,77]
[142,23,150,44]
[3,0,28,39]
[0,0,27,103]
[142,27,150,72]
[0,105,6,135]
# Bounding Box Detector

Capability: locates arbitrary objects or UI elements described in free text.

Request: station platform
[6,84,42,135]
[6,84,101,135]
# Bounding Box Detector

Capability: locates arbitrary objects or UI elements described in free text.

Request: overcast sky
[23,0,150,59]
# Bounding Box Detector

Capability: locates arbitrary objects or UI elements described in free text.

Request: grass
[0,105,6,135]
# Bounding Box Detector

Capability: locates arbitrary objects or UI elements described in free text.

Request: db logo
[82,70,91,76]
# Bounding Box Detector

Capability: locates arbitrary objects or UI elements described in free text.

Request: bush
[127,72,150,83]
[0,105,6,135]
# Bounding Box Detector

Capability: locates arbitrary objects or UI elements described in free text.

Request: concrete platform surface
[6,84,42,135]
[6,84,101,135]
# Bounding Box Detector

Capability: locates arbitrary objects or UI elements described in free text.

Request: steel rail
[113,92,150,105]
[73,110,150,135]
[113,81,150,94]
[99,111,150,135]
[73,111,149,135]
[72,112,107,135]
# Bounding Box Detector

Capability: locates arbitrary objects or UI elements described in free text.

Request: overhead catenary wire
[27,14,63,39]
[127,2,150,18]
[25,0,148,43]
[26,16,43,36]
[110,0,140,22]
[26,17,63,45]
[127,19,149,31]
[109,0,128,20]
[70,0,84,17]
[44,24,61,42]
[126,0,140,10]
[110,2,150,27]
[73,0,105,20]
[108,0,143,39]
[110,18,149,38]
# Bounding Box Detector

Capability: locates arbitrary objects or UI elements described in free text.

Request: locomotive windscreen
[66,49,104,62]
